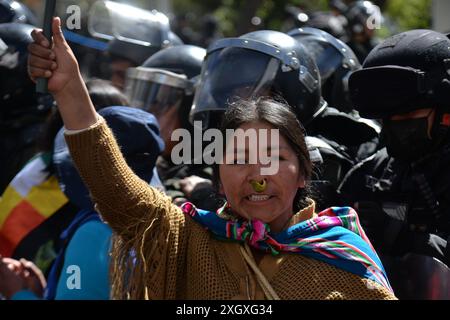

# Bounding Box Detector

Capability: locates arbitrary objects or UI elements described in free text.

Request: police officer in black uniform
[338,30,450,270]
[124,44,217,208]
[191,30,380,209]
[0,23,53,193]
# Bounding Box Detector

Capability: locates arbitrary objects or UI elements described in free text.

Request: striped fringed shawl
[181,202,393,293]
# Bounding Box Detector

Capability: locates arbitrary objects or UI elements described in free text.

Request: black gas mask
[382,109,450,162]
[383,114,433,161]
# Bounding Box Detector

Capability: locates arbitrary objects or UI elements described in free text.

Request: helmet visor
[191,47,279,119]
[289,27,360,83]
[349,65,428,118]
[302,39,342,83]
[125,67,190,114]
[88,1,170,47]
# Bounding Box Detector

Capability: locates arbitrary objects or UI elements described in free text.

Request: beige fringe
[109,198,171,300]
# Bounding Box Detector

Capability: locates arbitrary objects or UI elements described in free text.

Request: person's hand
[0,256,21,272]
[0,256,27,299]
[179,175,213,198]
[28,17,79,94]
[27,16,97,130]
[18,259,46,298]
[0,256,46,299]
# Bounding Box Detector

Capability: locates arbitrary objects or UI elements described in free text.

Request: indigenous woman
[26,18,396,300]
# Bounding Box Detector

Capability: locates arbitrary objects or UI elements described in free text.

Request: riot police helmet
[125,44,206,123]
[349,29,450,119]
[107,30,183,66]
[288,27,361,112]
[0,23,45,113]
[104,8,183,90]
[191,30,324,129]
[345,0,381,36]
[0,0,37,25]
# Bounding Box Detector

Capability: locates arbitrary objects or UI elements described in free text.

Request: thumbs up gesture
[27,17,97,130]
[28,17,79,94]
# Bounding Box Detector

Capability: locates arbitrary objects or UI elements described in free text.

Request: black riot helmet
[303,11,348,41]
[349,29,450,119]
[0,23,50,117]
[345,0,381,37]
[349,30,450,160]
[99,6,184,66]
[191,30,324,129]
[0,0,37,25]
[288,27,361,113]
[107,31,183,66]
[125,45,206,127]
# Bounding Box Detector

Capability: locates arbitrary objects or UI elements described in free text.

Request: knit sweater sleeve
[64,118,191,299]
[63,117,185,242]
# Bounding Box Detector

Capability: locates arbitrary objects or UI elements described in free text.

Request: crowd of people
[0,0,449,300]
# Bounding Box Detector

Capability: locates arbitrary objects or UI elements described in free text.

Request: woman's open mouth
[246,194,273,202]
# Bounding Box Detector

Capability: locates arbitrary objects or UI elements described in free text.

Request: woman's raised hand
[27,17,97,130]
[28,17,78,94]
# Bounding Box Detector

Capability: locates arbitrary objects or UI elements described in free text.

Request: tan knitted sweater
[65,118,397,300]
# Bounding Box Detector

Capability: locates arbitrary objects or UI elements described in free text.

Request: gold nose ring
[250,179,267,193]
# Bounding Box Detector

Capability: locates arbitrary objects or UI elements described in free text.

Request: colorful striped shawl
[181,202,393,293]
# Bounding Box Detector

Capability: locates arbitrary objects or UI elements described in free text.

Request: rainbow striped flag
[0,153,68,257]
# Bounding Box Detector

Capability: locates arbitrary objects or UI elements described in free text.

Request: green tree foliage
[385,0,432,31]
[172,0,331,36]
[41,0,433,37]
[169,0,432,36]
